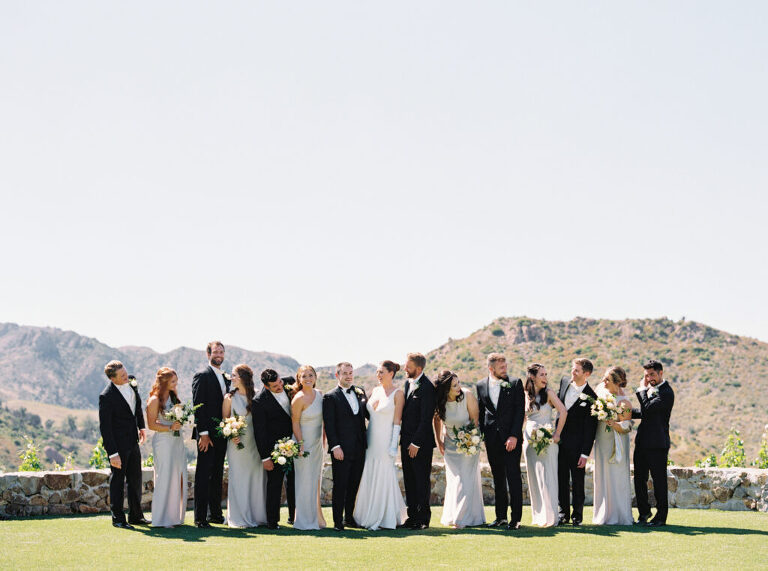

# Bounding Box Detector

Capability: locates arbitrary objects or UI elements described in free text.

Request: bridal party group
[98,340,674,533]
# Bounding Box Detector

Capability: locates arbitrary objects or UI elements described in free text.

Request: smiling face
[298,368,317,390]
[489,358,507,380]
[376,365,394,384]
[571,362,589,385]
[208,343,225,368]
[169,374,178,391]
[266,377,285,394]
[448,377,462,399]
[336,364,354,389]
[114,367,129,385]
[644,368,662,387]
[404,359,421,379]
[230,369,243,390]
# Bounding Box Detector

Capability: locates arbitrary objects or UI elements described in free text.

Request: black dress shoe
[557,517,568,526]
[487,519,508,528]
[344,519,361,529]
[287,518,294,525]
[645,521,666,527]
[196,521,212,529]
[333,524,345,532]
[571,519,582,527]
[112,521,134,530]
[128,517,150,525]
[207,516,225,525]
[633,516,650,526]
[396,519,412,529]
[266,523,281,530]
[506,522,521,530]
[409,523,428,530]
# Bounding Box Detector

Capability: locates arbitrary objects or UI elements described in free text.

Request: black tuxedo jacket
[557,376,598,457]
[322,385,368,455]
[252,387,294,461]
[98,382,145,457]
[401,376,436,449]
[633,381,674,449]
[476,376,524,444]
[192,366,230,440]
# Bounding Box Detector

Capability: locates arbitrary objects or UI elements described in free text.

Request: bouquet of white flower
[271,437,309,472]
[163,401,203,437]
[450,421,482,456]
[215,415,248,449]
[529,423,555,455]
[579,393,620,431]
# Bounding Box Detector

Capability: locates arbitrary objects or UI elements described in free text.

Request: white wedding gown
[353,386,407,530]
[523,402,559,527]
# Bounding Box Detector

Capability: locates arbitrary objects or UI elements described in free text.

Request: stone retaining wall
[1,464,766,518]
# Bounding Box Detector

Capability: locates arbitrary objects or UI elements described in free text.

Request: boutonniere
[500,380,512,389]
[223,373,231,382]
[354,387,364,397]
[647,386,658,397]
[129,378,138,388]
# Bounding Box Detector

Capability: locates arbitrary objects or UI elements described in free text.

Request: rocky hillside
[0,323,299,409]
[422,317,768,465]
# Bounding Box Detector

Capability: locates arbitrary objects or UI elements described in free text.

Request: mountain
[421,316,768,465]
[0,323,299,409]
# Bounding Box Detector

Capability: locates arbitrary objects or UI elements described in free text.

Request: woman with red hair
[146,367,188,527]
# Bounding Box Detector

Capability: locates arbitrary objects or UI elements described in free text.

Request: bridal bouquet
[450,422,482,456]
[163,401,202,437]
[529,424,555,455]
[215,415,248,449]
[271,437,309,472]
[579,393,620,431]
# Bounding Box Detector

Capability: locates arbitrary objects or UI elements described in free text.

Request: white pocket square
[580,402,587,407]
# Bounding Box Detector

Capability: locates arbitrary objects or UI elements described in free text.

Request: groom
[98,360,148,529]
[253,369,295,529]
[323,361,368,531]
[476,353,525,530]
[632,359,674,527]
[557,357,598,526]
[192,340,230,528]
[400,352,436,530]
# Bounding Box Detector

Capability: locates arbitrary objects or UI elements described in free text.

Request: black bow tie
[346,387,355,394]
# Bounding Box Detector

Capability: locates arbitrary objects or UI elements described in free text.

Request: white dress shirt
[564,381,587,410]
[200,366,227,437]
[406,373,425,449]
[274,389,291,415]
[331,385,360,452]
[488,374,502,409]
[109,382,137,458]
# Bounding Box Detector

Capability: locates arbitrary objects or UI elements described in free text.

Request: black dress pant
[265,464,295,525]
[109,442,143,523]
[401,444,433,526]
[331,451,365,527]
[486,437,523,524]
[194,436,227,523]
[558,446,586,522]
[634,446,669,523]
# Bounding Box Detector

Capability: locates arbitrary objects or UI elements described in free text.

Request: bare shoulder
[463,388,478,403]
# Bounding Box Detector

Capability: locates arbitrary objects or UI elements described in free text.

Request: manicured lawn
[3,507,767,569]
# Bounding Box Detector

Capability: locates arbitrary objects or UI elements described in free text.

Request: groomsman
[192,341,230,528]
[322,362,369,531]
[632,359,675,527]
[253,369,294,529]
[476,353,525,530]
[399,352,436,530]
[557,358,598,526]
[98,360,149,529]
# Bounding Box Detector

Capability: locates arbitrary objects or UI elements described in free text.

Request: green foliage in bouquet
[142,453,154,468]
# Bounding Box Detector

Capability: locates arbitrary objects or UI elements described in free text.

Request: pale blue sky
[1,2,766,366]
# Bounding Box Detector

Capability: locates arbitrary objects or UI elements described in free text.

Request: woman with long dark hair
[222,363,267,528]
[146,367,187,527]
[522,363,567,527]
[433,370,485,528]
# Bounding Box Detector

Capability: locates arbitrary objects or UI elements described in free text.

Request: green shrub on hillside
[18,436,43,471]
[718,428,746,468]
[88,437,109,469]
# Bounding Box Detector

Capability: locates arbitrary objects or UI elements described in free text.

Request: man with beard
[192,340,230,528]
[399,352,436,530]
[632,359,674,527]
[557,358,598,526]
[476,353,525,530]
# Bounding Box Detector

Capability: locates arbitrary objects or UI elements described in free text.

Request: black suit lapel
[479,378,497,413]
[336,387,356,416]
[109,382,134,417]
[268,390,291,420]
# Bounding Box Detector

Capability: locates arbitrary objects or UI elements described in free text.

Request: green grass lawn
[3,507,767,569]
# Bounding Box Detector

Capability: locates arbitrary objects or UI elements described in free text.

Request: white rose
[457,431,466,439]
[471,435,481,444]
[468,446,477,455]
[130,379,138,388]
[285,448,294,458]
[222,426,232,436]
[578,393,588,401]
[277,456,287,465]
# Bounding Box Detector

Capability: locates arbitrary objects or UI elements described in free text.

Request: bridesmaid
[592,366,634,525]
[223,364,268,528]
[433,370,485,528]
[522,363,567,527]
[291,365,327,530]
[146,367,187,528]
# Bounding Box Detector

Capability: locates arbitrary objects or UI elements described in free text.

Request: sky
[1,2,766,367]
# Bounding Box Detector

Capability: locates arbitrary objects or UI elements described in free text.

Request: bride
[353,360,407,530]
